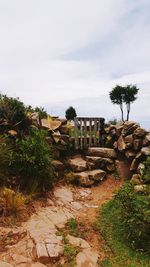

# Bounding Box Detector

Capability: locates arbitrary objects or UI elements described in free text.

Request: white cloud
[0,0,150,128]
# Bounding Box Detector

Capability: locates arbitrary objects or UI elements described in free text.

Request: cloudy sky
[0,0,150,128]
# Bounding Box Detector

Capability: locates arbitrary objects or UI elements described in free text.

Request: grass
[94,199,150,267]
[64,243,79,267]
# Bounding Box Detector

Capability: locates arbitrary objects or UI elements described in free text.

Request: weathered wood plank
[84,118,87,148]
[89,119,92,147]
[94,118,97,146]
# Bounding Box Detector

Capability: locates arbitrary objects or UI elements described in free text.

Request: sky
[0,0,150,128]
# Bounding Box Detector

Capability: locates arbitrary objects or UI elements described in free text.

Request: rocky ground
[0,169,125,267]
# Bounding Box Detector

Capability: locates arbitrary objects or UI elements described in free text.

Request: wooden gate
[74,117,105,149]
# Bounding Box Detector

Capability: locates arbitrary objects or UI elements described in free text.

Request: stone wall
[105,121,150,185]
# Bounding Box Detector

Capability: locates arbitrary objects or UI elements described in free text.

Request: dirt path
[0,162,127,267]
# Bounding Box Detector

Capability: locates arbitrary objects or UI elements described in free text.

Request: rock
[0,262,13,267]
[52,160,64,171]
[61,134,69,144]
[125,150,136,159]
[86,156,113,170]
[74,172,94,187]
[133,127,147,137]
[76,248,99,267]
[122,121,139,136]
[59,125,69,134]
[34,242,49,263]
[67,234,90,249]
[130,158,138,172]
[134,185,146,193]
[74,169,106,186]
[8,129,18,136]
[141,147,150,156]
[68,156,87,172]
[87,147,117,158]
[106,163,115,172]
[143,134,150,146]
[131,174,141,185]
[46,243,63,259]
[124,134,133,144]
[41,119,62,131]
[52,130,61,143]
[117,135,126,151]
[133,139,143,151]
[12,254,30,265]
[31,263,48,267]
[115,124,123,137]
[88,169,106,181]
[54,187,73,204]
[137,163,145,176]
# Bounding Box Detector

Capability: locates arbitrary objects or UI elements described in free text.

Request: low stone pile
[66,147,117,186]
[105,121,150,186]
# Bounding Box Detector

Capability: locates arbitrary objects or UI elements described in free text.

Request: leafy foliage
[27,105,48,118]
[143,156,150,184]
[0,137,11,185]
[10,128,54,192]
[65,106,77,121]
[0,187,26,216]
[109,85,139,121]
[115,183,150,251]
[95,194,150,267]
[0,94,31,133]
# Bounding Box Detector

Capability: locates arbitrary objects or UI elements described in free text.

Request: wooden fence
[74,117,105,149]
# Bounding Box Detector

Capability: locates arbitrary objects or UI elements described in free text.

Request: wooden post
[74,117,78,149]
[94,118,97,146]
[84,118,87,148]
[89,118,92,147]
[80,118,83,149]
[97,119,101,146]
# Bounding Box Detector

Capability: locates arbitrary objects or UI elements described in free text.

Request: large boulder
[87,147,117,159]
[117,135,126,151]
[52,160,64,172]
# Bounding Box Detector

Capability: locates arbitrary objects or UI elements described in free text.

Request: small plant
[10,128,54,192]
[143,156,150,184]
[0,137,11,185]
[0,187,26,216]
[65,172,79,185]
[64,243,79,266]
[0,93,31,133]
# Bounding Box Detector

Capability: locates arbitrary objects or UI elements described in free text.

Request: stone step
[72,169,106,186]
[87,147,117,159]
[67,155,87,172]
[86,156,114,170]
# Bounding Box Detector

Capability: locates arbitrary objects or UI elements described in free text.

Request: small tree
[109,85,139,121]
[123,85,139,121]
[65,106,77,121]
[109,85,125,121]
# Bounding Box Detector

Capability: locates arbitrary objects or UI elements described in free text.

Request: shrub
[0,94,31,133]
[0,187,26,216]
[143,156,150,184]
[115,183,150,251]
[10,128,54,192]
[65,106,77,121]
[0,137,11,185]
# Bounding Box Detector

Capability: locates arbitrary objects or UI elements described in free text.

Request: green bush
[115,183,150,251]
[143,156,150,184]
[0,94,31,133]
[10,128,54,192]
[0,137,11,185]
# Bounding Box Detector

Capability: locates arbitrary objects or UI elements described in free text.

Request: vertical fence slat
[74,117,105,149]
[80,119,83,149]
[84,118,87,148]
[98,119,101,146]
[74,117,78,149]
[89,118,92,147]
[94,118,97,146]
